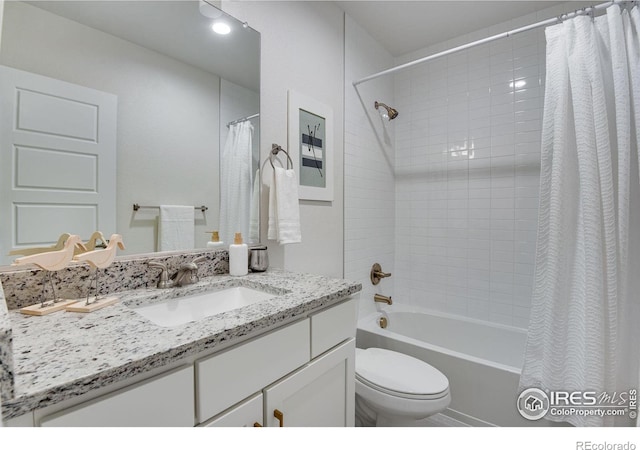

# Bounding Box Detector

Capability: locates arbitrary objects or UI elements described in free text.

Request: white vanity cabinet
[199,298,358,427]
[8,297,358,427]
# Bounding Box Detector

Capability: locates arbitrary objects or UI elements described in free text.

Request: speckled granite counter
[1,270,361,421]
[0,282,14,405]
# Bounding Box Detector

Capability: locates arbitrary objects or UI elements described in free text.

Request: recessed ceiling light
[212,21,231,35]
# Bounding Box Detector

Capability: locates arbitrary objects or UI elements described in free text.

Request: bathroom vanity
[0,266,361,427]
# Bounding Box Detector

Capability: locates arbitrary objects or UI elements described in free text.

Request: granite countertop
[1,270,361,420]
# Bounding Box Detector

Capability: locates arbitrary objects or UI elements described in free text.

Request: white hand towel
[268,167,302,244]
[249,168,260,243]
[267,169,278,241]
[158,205,194,251]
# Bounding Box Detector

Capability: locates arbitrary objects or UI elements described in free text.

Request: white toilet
[355,347,451,427]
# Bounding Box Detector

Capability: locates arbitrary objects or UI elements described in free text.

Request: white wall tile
[345,8,549,328]
[388,17,544,327]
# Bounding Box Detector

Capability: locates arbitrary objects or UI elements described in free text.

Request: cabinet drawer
[196,318,310,422]
[40,366,194,427]
[310,298,357,358]
[200,393,263,427]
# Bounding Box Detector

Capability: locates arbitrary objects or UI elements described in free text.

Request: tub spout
[374,294,392,305]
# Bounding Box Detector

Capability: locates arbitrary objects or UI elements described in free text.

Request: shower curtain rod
[353,0,633,86]
[226,112,259,128]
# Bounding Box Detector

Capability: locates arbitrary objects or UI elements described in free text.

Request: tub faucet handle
[370,263,392,285]
[374,294,393,305]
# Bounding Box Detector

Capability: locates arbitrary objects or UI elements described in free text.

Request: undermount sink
[131,286,276,327]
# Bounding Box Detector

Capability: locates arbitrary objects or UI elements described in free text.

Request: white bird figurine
[74,231,108,256]
[74,234,125,269]
[12,234,86,309]
[73,234,125,306]
[9,233,71,257]
[12,234,85,271]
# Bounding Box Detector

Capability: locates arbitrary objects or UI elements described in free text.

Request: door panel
[0,65,117,262]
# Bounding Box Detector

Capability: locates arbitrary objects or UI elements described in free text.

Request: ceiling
[337,1,582,56]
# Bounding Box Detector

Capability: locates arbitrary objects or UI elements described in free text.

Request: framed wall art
[287,90,333,201]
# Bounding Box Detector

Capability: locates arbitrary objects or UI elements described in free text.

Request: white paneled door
[0,65,116,264]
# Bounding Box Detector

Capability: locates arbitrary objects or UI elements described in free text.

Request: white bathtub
[356,308,550,427]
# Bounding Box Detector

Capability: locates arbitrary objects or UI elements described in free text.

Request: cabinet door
[263,338,355,427]
[200,393,264,427]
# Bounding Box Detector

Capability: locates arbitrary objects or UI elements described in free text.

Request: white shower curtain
[219,121,253,246]
[520,5,640,427]
[520,6,640,426]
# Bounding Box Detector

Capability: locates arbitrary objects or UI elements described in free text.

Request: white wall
[1,2,220,254]
[344,16,395,320]
[0,0,4,51]
[222,1,345,278]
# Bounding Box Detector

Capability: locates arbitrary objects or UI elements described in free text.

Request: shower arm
[374,101,399,120]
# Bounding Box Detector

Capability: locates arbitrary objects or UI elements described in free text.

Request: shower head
[374,101,398,120]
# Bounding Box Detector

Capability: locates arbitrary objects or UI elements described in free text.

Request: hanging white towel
[249,168,260,243]
[158,205,194,251]
[268,167,302,244]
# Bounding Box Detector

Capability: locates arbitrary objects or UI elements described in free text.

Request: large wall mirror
[0,0,260,265]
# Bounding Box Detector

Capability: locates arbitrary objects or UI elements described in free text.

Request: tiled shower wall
[344,15,396,320]
[392,13,551,328]
[344,3,579,328]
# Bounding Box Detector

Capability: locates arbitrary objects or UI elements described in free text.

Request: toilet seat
[355,348,449,400]
[356,374,449,400]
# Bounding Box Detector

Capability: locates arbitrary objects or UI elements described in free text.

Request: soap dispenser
[229,232,248,276]
[206,231,225,249]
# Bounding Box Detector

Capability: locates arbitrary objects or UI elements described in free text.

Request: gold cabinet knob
[253,422,263,427]
[273,409,284,427]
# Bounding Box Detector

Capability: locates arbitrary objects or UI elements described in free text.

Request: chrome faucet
[172,256,206,287]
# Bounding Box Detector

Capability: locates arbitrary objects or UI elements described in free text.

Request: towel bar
[132,204,208,212]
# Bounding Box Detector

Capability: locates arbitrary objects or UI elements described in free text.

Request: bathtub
[356,308,550,427]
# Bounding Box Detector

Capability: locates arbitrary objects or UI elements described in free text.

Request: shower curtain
[520,5,640,427]
[219,120,253,246]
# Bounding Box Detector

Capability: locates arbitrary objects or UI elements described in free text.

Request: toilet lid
[355,348,449,396]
